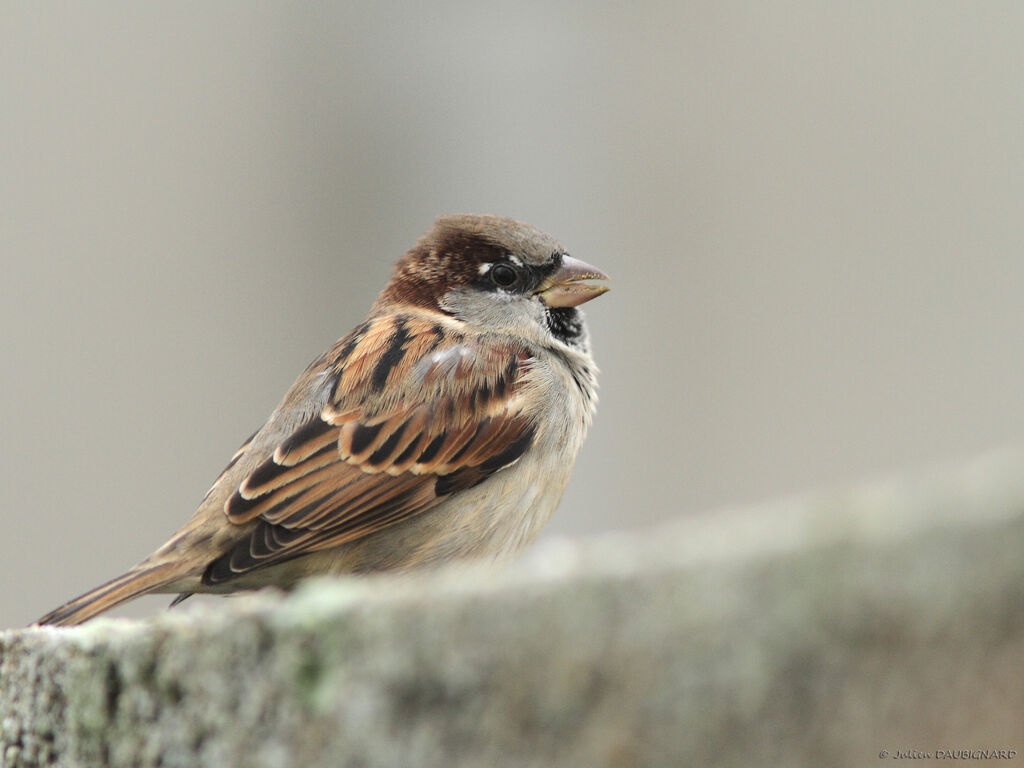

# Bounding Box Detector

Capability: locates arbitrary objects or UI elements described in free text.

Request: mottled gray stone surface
[3,451,1024,767]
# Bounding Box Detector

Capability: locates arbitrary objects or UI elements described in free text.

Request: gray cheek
[440,288,546,337]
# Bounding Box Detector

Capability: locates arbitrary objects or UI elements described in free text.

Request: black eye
[490,263,518,287]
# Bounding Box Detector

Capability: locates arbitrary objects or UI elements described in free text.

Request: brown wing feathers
[204,314,536,586]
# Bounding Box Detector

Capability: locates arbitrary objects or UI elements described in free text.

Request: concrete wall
[3,450,1023,767]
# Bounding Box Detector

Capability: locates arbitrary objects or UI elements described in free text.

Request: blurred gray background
[2,2,1022,627]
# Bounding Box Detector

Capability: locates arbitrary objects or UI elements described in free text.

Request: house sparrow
[38,214,609,626]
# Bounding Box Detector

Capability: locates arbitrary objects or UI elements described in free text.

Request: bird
[37,214,609,626]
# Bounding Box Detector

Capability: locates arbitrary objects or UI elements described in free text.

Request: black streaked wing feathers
[204,315,535,586]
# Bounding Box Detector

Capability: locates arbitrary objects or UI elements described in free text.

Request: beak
[535,256,611,308]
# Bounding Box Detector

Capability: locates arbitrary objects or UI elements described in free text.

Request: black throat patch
[545,307,585,347]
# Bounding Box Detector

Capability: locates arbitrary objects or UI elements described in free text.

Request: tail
[36,561,187,626]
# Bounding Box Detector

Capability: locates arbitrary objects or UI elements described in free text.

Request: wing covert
[204,314,536,586]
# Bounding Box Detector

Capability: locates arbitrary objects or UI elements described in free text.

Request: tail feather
[36,562,186,626]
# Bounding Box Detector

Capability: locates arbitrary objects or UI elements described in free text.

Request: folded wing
[204,314,536,585]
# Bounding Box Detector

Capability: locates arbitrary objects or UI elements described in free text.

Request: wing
[202,313,536,586]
